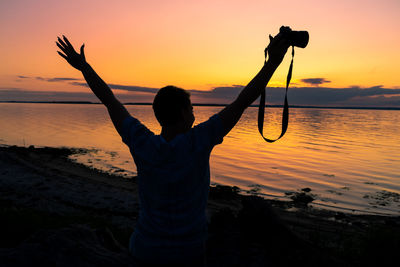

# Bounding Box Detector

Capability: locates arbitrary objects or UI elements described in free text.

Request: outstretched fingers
[62,35,73,49]
[57,51,68,60]
[57,35,77,55]
[57,37,68,50]
[56,36,72,61]
[56,41,67,54]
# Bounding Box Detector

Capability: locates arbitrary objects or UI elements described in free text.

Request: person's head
[153,86,194,130]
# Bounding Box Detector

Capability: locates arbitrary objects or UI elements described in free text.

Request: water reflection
[0,103,399,214]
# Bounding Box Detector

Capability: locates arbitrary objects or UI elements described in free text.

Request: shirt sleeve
[121,116,154,149]
[192,114,225,149]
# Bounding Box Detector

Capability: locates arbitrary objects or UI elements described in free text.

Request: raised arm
[56,35,130,136]
[218,33,290,136]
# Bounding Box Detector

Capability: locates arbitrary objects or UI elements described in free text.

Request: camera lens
[290,31,309,48]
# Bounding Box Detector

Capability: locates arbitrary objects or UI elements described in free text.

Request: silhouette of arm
[56,36,130,136]
[218,34,289,136]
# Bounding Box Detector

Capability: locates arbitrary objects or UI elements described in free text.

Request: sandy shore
[0,145,399,266]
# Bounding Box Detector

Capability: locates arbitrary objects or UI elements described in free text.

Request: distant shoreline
[1,100,399,110]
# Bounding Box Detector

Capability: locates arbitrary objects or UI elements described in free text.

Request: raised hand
[265,33,290,65]
[56,35,87,71]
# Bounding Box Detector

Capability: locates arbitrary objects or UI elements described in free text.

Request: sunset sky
[1,0,399,106]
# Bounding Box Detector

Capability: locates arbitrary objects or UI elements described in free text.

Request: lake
[0,103,399,215]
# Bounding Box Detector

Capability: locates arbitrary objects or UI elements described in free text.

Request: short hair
[153,85,191,126]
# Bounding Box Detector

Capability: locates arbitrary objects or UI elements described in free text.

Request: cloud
[0,87,25,91]
[273,85,400,106]
[2,83,400,107]
[192,85,400,107]
[108,84,159,93]
[15,75,82,82]
[36,77,81,82]
[189,85,244,104]
[69,82,159,94]
[33,77,161,95]
[70,82,89,87]
[300,78,331,86]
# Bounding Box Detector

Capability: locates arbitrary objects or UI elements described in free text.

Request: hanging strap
[258,46,294,142]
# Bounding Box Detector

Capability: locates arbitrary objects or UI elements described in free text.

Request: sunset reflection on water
[0,103,399,215]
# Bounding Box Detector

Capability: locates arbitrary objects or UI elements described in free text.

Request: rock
[291,192,314,206]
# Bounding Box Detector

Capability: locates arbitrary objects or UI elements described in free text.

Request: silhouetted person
[56,33,289,266]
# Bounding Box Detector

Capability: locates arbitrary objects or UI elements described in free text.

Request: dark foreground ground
[0,145,399,266]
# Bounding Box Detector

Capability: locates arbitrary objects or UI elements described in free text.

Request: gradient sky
[1,0,399,106]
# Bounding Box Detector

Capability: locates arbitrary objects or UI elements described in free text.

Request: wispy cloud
[300,78,331,86]
[69,82,159,93]
[69,82,89,87]
[36,77,81,82]
[16,75,82,83]
[107,83,159,93]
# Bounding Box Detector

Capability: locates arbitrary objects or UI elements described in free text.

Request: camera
[279,26,309,48]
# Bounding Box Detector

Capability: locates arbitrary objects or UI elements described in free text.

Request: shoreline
[1,145,399,266]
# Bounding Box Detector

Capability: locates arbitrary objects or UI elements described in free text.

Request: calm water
[1,103,399,215]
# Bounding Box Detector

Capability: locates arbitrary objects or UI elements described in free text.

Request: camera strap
[258,46,294,142]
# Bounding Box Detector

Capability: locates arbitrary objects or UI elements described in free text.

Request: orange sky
[0,0,399,100]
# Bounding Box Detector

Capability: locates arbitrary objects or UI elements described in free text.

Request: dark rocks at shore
[284,188,316,206]
[209,185,241,200]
